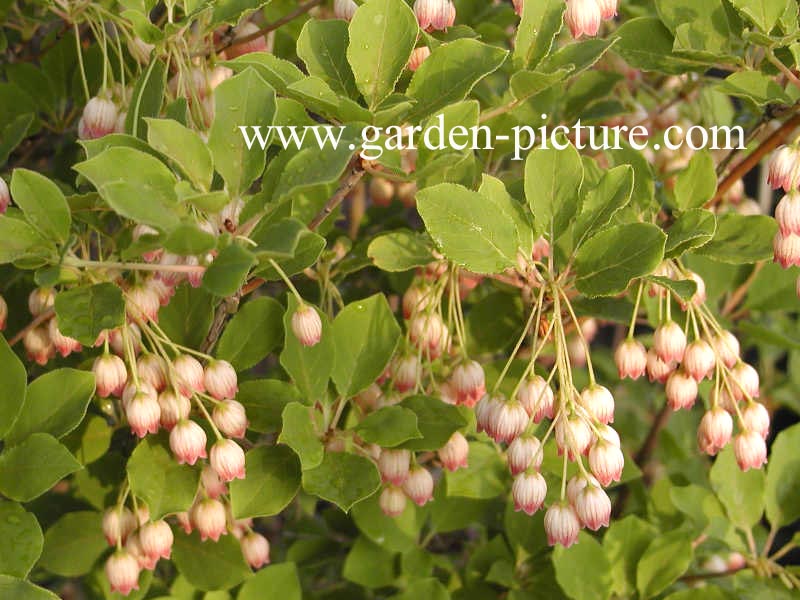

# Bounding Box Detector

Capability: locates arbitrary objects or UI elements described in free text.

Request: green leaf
[765,423,800,527]
[208,68,276,196]
[73,147,180,230]
[397,395,467,451]
[343,536,396,588]
[574,223,666,297]
[636,531,694,599]
[125,58,166,138]
[163,221,217,256]
[146,118,214,192]
[572,165,634,249]
[0,113,34,166]
[0,215,50,264]
[6,369,95,444]
[416,183,518,274]
[298,19,358,98]
[332,294,401,398]
[216,297,283,370]
[158,284,214,348]
[710,446,765,528]
[250,217,306,261]
[716,71,792,107]
[254,229,326,280]
[39,511,106,577]
[665,209,716,258]
[302,452,381,512]
[10,168,71,243]
[394,578,450,600]
[222,52,305,95]
[696,214,777,263]
[445,442,507,499]
[237,379,304,434]
[0,501,42,578]
[645,275,697,301]
[524,140,584,240]
[729,0,786,32]
[54,283,126,346]
[353,406,422,447]
[62,415,112,466]
[509,68,573,103]
[613,18,708,74]
[674,151,716,210]
[229,445,301,519]
[126,434,200,519]
[478,174,535,257]
[280,297,334,403]
[0,576,59,600]
[465,292,524,355]
[201,244,256,297]
[238,563,301,600]
[513,0,564,68]
[367,229,433,272]
[171,531,251,591]
[352,493,424,552]
[0,433,81,501]
[0,334,27,439]
[553,531,611,600]
[407,39,508,120]
[603,516,658,598]
[277,402,324,470]
[346,0,417,109]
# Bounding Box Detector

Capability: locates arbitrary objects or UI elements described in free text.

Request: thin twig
[721,261,764,317]
[309,158,366,231]
[8,309,55,347]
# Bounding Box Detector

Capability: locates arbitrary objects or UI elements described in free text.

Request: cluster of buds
[368,175,418,209]
[413,0,456,32]
[564,0,618,39]
[616,262,769,471]
[377,449,436,516]
[768,144,800,297]
[21,287,71,365]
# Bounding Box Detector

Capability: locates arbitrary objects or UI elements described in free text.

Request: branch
[8,309,55,347]
[308,158,366,231]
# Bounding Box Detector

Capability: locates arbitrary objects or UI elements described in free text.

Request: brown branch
[8,309,55,347]
[709,113,800,207]
[309,158,366,231]
[721,261,765,317]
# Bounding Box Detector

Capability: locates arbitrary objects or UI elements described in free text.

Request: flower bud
[555,413,593,460]
[28,287,55,317]
[175,511,192,534]
[126,390,161,438]
[333,0,358,20]
[512,0,523,16]
[408,312,448,358]
[393,354,420,393]
[574,484,611,531]
[683,339,715,381]
[127,37,154,64]
[378,448,411,485]
[137,354,167,392]
[730,362,760,400]
[210,439,246,482]
[212,399,249,438]
[105,550,141,595]
[544,502,581,547]
[517,375,555,422]
[767,144,800,192]
[23,325,53,365]
[734,430,767,471]
[379,485,407,517]
[191,498,228,542]
[204,359,238,400]
[507,435,543,475]
[79,97,118,140]
[402,465,434,506]
[108,323,142,357]
[567,336,587,367]
[413,0,456,31]
[775,192,800,236]
[665,369,698,410]
[225,22,268,60]
[136,504,150,526]
[564,0,602,39]
[173,354,206,396]
[241,531,270,569]
[438,431,469,471]
[512,470,547,515]
[475,393,498,434]
[712,331,740,368]
[697,406,733,455]
[158,389,191,430]
[588,440,624,486]
[741,401,769,440]
[126,282,161,323]
[169,419,208,465]
[407,46,431,71]
[681,271,707,309]
[0,177,9,214]
[489,397,529,444]
[773,231,800,268]
[93,353,128,397]
[201,464,228,499]
[580,384,615,425]
[451,360,486,407]
[532,236,550,261]
[596,0,618,19]
[103,507,138,546]
[0,294,6,330]
[565,473,600,505]
[654,320,687,363]
[614,339,647,379]
[370,176,395,208]
[48,317,82,357]
[291,304,322,347]
[646,348,674,384]
[139,520,174,560]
